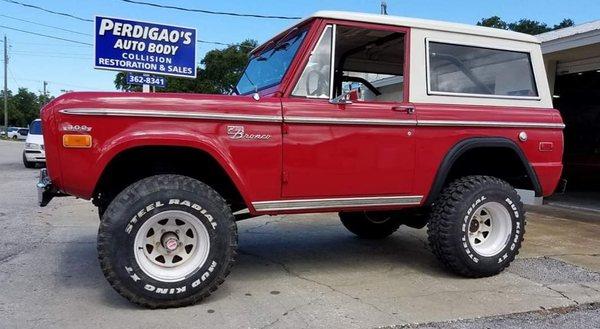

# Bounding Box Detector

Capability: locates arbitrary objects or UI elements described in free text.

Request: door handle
[392,105,415,114]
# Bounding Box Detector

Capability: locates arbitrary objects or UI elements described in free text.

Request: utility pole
[380,1,388,15]
[3,35,7,129]
[40,81,49,112]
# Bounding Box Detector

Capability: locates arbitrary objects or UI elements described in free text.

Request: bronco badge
[226,126,271,140]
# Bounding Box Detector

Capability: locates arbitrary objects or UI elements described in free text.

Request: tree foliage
[0,88,52,127]
[114,39,258,94]
[477,16,574,35]
[477,16,508,30]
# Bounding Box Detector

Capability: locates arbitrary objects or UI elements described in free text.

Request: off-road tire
[339,211,402,239]
[427,175,525,277]
[22,152,35,168]
[97,174,237,308]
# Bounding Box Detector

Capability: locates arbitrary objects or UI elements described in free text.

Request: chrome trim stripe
[252,195,423,212]
[60,109,564,129]
[417,120,565,129]
[285,116,417,126]
[285,116,563,129]
[60,108,282,123]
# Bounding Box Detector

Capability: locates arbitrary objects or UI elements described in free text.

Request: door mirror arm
[329,91,353,105]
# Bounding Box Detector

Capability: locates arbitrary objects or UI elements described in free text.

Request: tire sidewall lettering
[125,198,217,235]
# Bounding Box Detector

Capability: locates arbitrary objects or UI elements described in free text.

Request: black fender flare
[424,137,542,205]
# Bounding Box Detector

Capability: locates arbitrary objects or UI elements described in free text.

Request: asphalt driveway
[1,139,599,328]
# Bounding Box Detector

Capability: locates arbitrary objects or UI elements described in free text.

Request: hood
[26,133,44,145]
[44,91,263,114]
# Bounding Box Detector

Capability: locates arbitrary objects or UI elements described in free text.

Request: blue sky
[1,0,599,96]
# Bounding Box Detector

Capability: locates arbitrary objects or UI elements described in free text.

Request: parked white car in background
[8,127,29,140]
[2,127,23,138]
[23,119,45,168]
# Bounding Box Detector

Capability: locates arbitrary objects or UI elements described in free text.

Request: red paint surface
[40,17,564,215]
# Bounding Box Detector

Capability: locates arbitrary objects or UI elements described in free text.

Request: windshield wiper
[255,28,301,60]
[242,70,259,94]
[275,27,299,49]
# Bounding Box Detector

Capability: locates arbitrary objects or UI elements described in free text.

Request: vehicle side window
[427,42,538,98]
[29,121,42,135]
[292,25,333,99]
[334,26,405,102]
[292,25,406,102]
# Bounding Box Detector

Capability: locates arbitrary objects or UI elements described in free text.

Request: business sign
[95,16,196,78]
[126,73,167,88]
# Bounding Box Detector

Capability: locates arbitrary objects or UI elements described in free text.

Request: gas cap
[518,131,528,142]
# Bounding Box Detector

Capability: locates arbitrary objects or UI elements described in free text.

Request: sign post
[94,16,196,90]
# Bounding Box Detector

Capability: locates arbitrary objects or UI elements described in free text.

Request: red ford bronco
[38,11,564,308]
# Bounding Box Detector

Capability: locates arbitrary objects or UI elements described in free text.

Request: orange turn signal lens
[63,134,92,148]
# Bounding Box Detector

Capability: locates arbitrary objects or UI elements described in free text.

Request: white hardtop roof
[306,11,540,43]
[251,11,539,55]
[537,20,600,42]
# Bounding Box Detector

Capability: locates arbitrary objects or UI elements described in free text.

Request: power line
[0,25,93,46]
[11,53,92,60]
[120,0,301,20]
[7,66,21,89]
[1,6,257,50]
[1,16,252,50]
[14,77,108,90]
[197,39,255,49]
[0,14,92,36]
[12,50,91,56]
[0,0,92,22]
[4,41,89,47]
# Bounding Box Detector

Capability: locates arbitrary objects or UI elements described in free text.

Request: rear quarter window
[427,41,538,99]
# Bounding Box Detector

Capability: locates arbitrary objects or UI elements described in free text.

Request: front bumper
[37,168,65,206]
[25,149,46,162]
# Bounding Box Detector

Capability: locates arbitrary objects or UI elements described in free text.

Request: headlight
[25,143,40,149]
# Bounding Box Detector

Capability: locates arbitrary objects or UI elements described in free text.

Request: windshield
[236,30,307,95]
[29,120,42,135]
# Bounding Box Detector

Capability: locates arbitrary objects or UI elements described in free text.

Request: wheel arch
[92,137,252,213]
[424,137,542,205]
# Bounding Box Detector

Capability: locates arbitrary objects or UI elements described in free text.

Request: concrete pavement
[1,139,600,328]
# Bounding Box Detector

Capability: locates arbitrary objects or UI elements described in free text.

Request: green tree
[508,19,552,35]
[1,89,15,127]
[476,16,508,29]
[114,39,258,94]
[1,88,53,127]
[554,18,575,30]
[476,16,574,35]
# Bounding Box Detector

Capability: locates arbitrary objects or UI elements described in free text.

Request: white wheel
[467,201,512,257]
[134,210,210,282]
